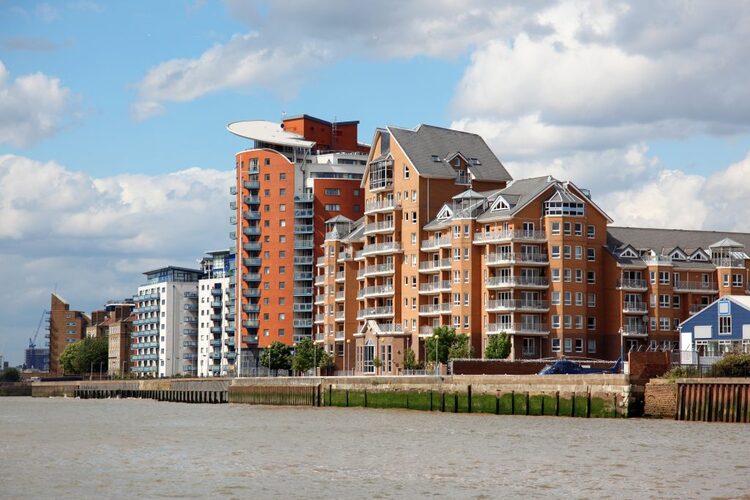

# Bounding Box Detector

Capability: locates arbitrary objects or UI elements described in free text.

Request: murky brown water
[1,397,749,499]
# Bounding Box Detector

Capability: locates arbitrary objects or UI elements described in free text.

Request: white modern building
[197,249,237,377]
[131,266,203,377]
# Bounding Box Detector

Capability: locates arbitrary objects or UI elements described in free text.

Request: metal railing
[363,220,395,234]
[419,259,451,272]
[486,276,549,288]
[486,299,549,311]
[419,281,451,293]
[616,279,648,289]
[361,241,401,255]
[674,281,718,292]
[474,230,547,243]
[364,199,400,213]
[487,252,548,265]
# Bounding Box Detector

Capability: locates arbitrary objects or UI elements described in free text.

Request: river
[1,397,748,499]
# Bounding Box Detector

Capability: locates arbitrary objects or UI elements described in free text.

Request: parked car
[539,357,622,375]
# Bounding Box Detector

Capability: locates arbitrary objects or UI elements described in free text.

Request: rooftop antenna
[332,115,337,151]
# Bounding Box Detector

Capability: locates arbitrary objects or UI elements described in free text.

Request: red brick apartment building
[313,124,750,374]
[228,115,369,371]
[48,293,89,375]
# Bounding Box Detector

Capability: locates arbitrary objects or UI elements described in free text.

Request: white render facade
[198,276,236,376]
[131,267,202,377]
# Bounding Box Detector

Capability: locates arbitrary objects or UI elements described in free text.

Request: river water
[1,397,749,499]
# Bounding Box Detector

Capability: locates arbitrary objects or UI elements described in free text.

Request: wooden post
[453,393,458,413]
[511,391,515,415]
[540,393,545,416]
[571,392,576,417]
[525,392,530,416]
[345,389,349,407]
[586,390,591,418]
[495,393,500,415]
[440,391,445,412]
[467,385,472,414]
[555,391,560,416]
[317,384,322,407]
[364,388,368,408]
[329,385,332,406]
[430,390,433,412]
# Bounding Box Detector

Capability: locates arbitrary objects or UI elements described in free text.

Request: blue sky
[2,0,750,364]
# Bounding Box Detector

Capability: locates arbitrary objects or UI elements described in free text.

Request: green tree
[425,326,458,364]
[59,337,108,375]
[403,348,422,370]
[0,367,21,382]
[260,341,292,374]
[317,350,334,370]
[485,333,511,359]
[291,339,326,374]
[448,334,473,359]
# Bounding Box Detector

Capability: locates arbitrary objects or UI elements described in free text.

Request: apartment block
[108,313,134,377]
[197,249,237,377]
[131,267,202,377]
[314,122,750,375]
[48,293,89,375]
[228,114,369,372]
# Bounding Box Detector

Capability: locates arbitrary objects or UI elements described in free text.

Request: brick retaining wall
[644,379,677,418]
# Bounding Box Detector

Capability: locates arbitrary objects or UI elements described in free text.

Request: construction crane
[29,310,49,349]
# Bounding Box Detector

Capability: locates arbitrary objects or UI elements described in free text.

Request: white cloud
[0,154,234,362]
[0,61,74,147]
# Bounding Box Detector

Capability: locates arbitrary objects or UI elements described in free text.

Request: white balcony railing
[473,230,547,244]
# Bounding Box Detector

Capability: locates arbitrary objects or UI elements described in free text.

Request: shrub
[0,367,21,382]
[485,333,511,359]
[712,353,750,378]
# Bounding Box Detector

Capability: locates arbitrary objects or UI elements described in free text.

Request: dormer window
[619,247,639,259]
[436,205,453,220]
[669,249,687,261]
[431,155,440,162]
[490,196,510,212]
[453,158,460,167]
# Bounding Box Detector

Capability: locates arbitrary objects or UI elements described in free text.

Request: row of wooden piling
[228,384,322,406]
[677,381,750,422]
[74,388,227,404]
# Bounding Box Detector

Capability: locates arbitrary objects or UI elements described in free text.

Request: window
[587,271,596,284]
[563,269,571,282]
[575,338,583,352]
[575,246,582,260]
[587,317,596,330]
[522,338,535,356]
[552,268,561,282]
[278,329,285,337]
[353,204,360,213]
[412,212,417,223]
[280,188,286,196]
[279,219,286,227]
[574,223,582,236]
[563,245,571,259]
[464,293,469,305]
[575,269,583,283]
[279,266,286,274]
[564,338,572,353]
[551,338,561,352]
[464,248,470,260]
[564,222,571,235]
[650,271,656,285]
[659,272,669,285]
[464,316,469,328]
[587,225,595,239]
[672,295,680,308]
[279,204,286,212]
[552,315,560,328]
[464,270,470,283]
[564,291,572,305]
[575,315,584,330]
[733,274,743,287]
[673,318,680,331]
[264,173,271,181]
[587,248,595,261]
[353,189,360,196]
[551,292,560,305]
[551,245,560,259]
[564,315,572,328]
[588,293,596,307]
[454,271,460,283]
[403,165,410,179]
[719,316,731,335]
[454,248,461,260]
[660,317,670,331]
[411,233,417,245]
[325,204,341,211]
[324,188,341,196]
[453,293,460,305]
[412,190,417,202]
[453,226,460,238]
[575,292,583,306]
[279,173,286,180]
[551,222,560,235]
[587,339,596,353]
[659,294,669,308]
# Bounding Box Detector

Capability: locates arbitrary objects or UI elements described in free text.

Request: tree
[372,356,382,372]
[317,351,334,370]
[59,337,108,375]
[403,349,422,370]
[485,333,511,359]
[260,341,292,374]
[448,334,473,359]
[424,326,472,364]
[291,339,326,374]
[0,367,21,382]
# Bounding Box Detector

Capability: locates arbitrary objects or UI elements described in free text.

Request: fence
[671,350,728,377]
[229,384,321,406]
[676,380,750,423]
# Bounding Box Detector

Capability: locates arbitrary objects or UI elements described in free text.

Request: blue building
[679,296,750,363]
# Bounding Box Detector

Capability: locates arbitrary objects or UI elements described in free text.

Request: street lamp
[345,339,351,375]
[618,327,624,373]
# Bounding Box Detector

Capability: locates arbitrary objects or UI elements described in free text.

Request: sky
[2,0,750,364]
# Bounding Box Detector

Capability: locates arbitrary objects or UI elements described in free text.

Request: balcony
[335,291,345,302]
[229,200,237,210]
[294,194,314,204]
[230,186,237,196]
[622,302,648,314]
[243,227,261,236]
[210,339,223,348]
[244,195,260,205]
[294,256,314,266]
[364,199,400,214]
[418,259,451,273]
[486,299,549,312]
[363,220,394,235]
[293,287,313,296]
[418,281,451,294]
[210,314,222,322]
[294,272,313,281]
[358,306,394,319]
[210,301,222,309]
[418,303,451,316]
[314,275,326,286]
[486,276,549,289]
[243,273,261,282]
[358,263,395,278]
[314,294,325,305]
[473,230,547,244]
[294,303,313,312]
[420,237,451,252]
[335,330,345,340]
[294,240,314,250]
[357,285,395,299]
[335,311,346,321]
[133,292,160,302]
[242,334,259,345]
[621,324,648,337]
[486,252,549,266]
[229,215,237,225]
[295,224,314,234]
[375,323,403,334]
[361,242,402,257]
[293,319,313,328]
[689,304,707,315]
[486,323,549,336]
[242,289,261,298]
[673,281,719,293]
[183,303,198,311]
[243,319,259,328]
[713,257,746,268]
[644,256,673,266]
[316,256,327,267]
[243,210,261,220]
[133,305,159,314]
[335,271,346,282]
[211,288,222,297]
[616,279,648,291]
[314,313,326,324]
[243,257,262,267]
[244,180,260,189]
[294,209,313,218]
[243,242,261,252]
[242,304,260,313]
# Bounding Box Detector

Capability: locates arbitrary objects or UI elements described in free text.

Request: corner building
[228,115,368,373]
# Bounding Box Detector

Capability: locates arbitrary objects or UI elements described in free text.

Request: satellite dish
[641,315,648,322]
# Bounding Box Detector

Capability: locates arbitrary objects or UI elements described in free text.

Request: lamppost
[618,327,624,373]
[345,339,351,375]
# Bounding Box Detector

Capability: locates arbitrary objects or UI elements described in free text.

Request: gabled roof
[325,215,352,224]
[608,227,750,254]
[681,295,750,330]
[709,237,744,249]
[476,176,555,221]
[452,189,483,200]
[387,124,511,182]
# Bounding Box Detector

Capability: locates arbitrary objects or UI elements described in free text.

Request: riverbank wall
[31,374,637,417]
[0,382,31,396]
[645,377,750,422]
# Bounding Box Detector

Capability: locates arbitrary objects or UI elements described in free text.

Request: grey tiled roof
[476,176,556,222]
[607,227,750,254]
[388,124,511,181]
